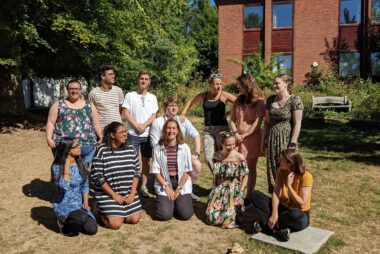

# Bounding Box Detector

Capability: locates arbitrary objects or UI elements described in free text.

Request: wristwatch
[193,152,200,157]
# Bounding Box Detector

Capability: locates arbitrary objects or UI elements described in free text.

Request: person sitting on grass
[52,137,98,237]
[247,149,313,242]
[206,132,248,229]
[91,122,141,230]
[151,119,194,221]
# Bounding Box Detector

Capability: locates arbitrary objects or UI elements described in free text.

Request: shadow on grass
[300,119,380,165]
[0,109,47,133]
[22,178,55,202]
[31,206,59,233]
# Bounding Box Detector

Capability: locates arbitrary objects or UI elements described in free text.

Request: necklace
[276,95,290,107]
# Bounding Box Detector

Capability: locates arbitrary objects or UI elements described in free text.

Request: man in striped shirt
[88,65,124,129]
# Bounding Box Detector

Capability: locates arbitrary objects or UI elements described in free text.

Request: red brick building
[215,0,380,84]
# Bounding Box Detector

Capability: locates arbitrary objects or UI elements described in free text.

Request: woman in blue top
[52,137,98,236]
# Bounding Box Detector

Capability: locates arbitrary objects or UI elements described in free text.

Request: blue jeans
[127,134,152,158]
[81,145,95,167]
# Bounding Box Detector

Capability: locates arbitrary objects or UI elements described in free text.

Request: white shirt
[122,91,159,137]
[150,115,200,148]
[151,143,193,196]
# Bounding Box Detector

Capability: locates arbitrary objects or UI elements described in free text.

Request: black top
[203,92,228,126]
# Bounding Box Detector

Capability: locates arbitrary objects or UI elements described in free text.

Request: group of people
[46,65,313,242]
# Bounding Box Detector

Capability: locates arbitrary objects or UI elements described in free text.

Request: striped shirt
[151,143,193,196]
[88,86,124,128]
[91,144,141,217]
[166,145,178,175]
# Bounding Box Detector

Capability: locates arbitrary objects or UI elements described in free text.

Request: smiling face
[111,125,127,146]
[209,78,223,93]
[66,81,81,101]
[165,120,179,142]
[273,77,288,94]
[165,102,178,117]
[222,136,236,152]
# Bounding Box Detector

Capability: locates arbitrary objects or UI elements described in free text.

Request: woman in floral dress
[261,74,304,193]
[206,132,248,228]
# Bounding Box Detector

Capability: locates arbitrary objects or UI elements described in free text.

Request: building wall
[218,4,244,84]
[293,0,340,84]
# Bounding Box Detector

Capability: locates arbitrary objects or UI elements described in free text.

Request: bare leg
[141,156,150,187]
[101,216,124,230]
[247,158,258,195]
[124,212,141,224]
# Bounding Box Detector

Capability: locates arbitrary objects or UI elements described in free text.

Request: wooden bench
[312,96,352,112]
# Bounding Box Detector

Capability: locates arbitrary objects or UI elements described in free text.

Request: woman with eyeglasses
[91,122,141,230]
[151,119,194,221]
[206,132,248,228]
[246,149,313,242]
[181,73,236,171]
[230,74,266,194]
[46,79,103,167]
[261,74,304,193]
[52,137,98,236]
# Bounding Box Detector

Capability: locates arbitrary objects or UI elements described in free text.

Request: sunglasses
[219,131,236,138]
[209,73,223,78]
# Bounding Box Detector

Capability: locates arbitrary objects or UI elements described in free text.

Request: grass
[186,116,380,253]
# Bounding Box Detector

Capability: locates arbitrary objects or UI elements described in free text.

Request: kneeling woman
[151,119,193,221]
[206,133,249,228]
[248,149,312,241]
[92,122,141,230]
[52,137,97,236]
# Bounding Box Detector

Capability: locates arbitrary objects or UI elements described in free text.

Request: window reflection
[273,4,293,28]
[373,0,380,23]
[273,55,292,75]
[339,52,360,77]
[371,52,380,76]
[244,6,263,29]
[340,0,361,24]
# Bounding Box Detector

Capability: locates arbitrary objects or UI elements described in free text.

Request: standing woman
[206,132,249,228]
[91,122,141,230]
[46,79,103,166]
[52,137,97,236]
[261,74,304,193]
[230,74,266,194]
[181,74,236,170]
[151,119,193,221]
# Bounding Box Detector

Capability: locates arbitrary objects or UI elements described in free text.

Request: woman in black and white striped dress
[92,121,141,230]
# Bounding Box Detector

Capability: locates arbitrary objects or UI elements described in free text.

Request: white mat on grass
[250,226,334,254]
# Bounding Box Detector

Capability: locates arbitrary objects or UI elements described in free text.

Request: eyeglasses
[209,73,223,78]
[141,96,145,107]
[67,88,80,91]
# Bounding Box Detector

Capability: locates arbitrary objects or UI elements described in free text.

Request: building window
[273,55,292,75]
[339,52,360,77]
[371,52,380,76]
[373,0,380,23]
[340,0,361,24]
[244,6,264,29]
[273,4,293,28]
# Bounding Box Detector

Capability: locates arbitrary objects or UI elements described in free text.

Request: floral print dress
[265,95,304,190]
[206,160,249,228]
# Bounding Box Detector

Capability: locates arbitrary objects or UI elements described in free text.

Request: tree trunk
[0,73,26,116]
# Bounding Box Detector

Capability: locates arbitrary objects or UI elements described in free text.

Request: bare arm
[181,93,204,117]
[194,135,201,154]
[222,91,237,104]
[122,108,139,129]
[46,102,58,148]
[142,112,157,130]
[91,103,103,140]
[154,173,175,200]
[268,178,282,229]
[261,109,270,154]
[290,110,303,144]
[99,181,126,205]
[242,117,263,139]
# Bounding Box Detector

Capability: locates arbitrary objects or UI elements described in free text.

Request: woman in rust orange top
[247,149,312,242]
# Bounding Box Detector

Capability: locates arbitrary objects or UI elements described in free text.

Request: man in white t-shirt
[88,65,124,129]
[150,97,202,201]
[122,70,158,197]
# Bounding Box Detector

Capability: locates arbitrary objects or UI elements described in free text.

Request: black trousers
[64,209,98,235]
[155,176,193,221]
[249,190,309,232]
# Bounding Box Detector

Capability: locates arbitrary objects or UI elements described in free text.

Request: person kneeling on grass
[247,149,313,241]
[52,137,98,237]
[151,119,194,221]
[206,132,248,229]
[91,122,141,230]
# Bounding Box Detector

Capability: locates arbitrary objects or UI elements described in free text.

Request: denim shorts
[127,134,152,158]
